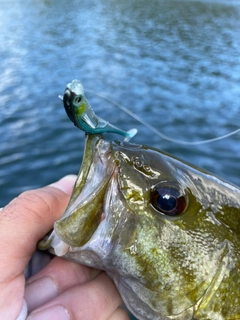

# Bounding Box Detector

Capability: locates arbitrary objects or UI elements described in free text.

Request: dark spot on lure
[63,89,76,125]
[151,184,187,216]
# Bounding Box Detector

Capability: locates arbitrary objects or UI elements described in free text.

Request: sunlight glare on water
[0,0,240,209]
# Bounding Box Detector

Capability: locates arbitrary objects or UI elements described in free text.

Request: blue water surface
[0,0,240,318]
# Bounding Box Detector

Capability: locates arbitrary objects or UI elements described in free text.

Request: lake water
[1,0,240,318]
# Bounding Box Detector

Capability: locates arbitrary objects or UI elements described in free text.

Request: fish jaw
[38,134,118,262]
[38,134,139,272]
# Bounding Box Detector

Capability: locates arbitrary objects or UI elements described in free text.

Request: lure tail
[124,128,138,142]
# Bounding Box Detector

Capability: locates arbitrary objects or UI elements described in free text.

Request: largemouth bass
[39,134,240,320]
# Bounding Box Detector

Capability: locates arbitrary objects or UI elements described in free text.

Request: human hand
[0,175,129,320]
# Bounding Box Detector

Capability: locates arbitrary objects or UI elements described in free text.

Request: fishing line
[64,49,239,146]
[85,89,240,145]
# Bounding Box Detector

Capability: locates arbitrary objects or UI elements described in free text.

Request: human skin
[0,175,129,320]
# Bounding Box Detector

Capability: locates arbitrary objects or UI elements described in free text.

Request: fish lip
[38,134,116,255]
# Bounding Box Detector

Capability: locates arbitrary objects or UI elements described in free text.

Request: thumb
[0,175,76,281]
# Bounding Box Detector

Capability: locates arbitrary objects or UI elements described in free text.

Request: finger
[107,307,130,320]
[27,272,122,320]
[25,257,101,312]
[0,175,76,319]
[0,175,76,280]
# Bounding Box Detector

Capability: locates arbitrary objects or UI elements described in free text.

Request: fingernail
[27,305,70,320]
[16,299,28,320]
[25,277,59,312]
[50,175,77,195]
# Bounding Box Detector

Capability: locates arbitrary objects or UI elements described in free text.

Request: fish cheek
[116,165,213,313]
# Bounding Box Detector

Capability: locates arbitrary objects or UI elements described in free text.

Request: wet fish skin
[39,135,240,320]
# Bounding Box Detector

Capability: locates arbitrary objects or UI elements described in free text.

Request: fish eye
[74,95,82,104]
[150,185,187,216]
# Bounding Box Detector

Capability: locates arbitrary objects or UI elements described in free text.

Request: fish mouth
[38,134,116,255]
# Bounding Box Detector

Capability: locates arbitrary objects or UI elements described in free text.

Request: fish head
[62,79,87,126]
[38,134,240,319]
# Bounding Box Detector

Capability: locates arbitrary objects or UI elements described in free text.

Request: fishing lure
[59,79,137,141]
